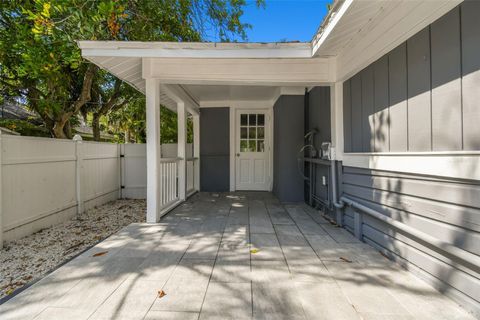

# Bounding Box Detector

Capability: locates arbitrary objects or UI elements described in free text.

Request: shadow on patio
[0,192,474,320]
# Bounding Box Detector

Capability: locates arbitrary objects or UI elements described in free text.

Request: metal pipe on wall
[340,196,480,275]
[330,160,344,226]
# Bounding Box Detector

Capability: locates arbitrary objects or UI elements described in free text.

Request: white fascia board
[79,41,313,59]
[311,0,354,57]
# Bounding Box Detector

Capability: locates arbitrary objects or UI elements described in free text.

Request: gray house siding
[273,95,304,202]
[341,166,480,314]
[337,3,480,315]
[305,87,332,210]
[342,3,480,152]
[200,107,230,192]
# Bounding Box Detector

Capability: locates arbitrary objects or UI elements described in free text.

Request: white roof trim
[311,0,353,57]
[78,41,312,59]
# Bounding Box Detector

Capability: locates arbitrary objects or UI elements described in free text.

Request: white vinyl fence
[0,133,193,247]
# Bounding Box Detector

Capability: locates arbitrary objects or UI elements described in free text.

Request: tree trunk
[64,120,72,139]
[52,124,67,139]
[125,129,131,143]
[92,113,101,141]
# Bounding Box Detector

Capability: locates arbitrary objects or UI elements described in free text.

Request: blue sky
[240,0,331,42]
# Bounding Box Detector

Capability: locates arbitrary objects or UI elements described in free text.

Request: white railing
[186,158,197,196]
[159,158,180,209]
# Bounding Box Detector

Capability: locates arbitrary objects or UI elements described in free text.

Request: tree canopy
[0,0,264,140]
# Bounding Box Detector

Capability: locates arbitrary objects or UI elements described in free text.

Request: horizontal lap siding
[341,166,480,311]
[342,3,480,153]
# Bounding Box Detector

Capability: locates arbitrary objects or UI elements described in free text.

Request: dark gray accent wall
[273,95,304,202]
[200,107,229,192]
[341,166,480,314]
[306,87,332,208]
[343,3,480,152]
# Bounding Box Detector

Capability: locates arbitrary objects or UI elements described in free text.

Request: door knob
[236,153,240,157]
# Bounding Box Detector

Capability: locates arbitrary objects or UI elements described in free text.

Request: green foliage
[0,0,264,140]
[0,119,50,137]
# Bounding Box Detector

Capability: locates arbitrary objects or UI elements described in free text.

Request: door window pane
[257,127,264,139]
[249,114,256,126]
[258,114,265,126]
[241,127,248,139]
[240,140,248,152]
[249,140,256,152]
[241,114,248,126]
[249,127,256,139]
[257,140,265,152]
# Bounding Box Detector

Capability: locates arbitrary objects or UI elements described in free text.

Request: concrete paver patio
[0,192,475,320]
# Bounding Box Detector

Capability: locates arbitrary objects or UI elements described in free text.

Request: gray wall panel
[343,81,352,152]
[342,169,480,210]
[200,156,230,192]
[388,43,408,152]
[306,87,332,211]
[273,95,304,202]
[200,107,230,192]
[362,223,480,305]
[308,87,331,147]
[431,7,462,151]
[361,66,375,152]
[341,165,480,314]
[343,5,480,153]
[407,27,432,151]
[461,1,480,150]
[373,56,390,152]
[351,75,363,152]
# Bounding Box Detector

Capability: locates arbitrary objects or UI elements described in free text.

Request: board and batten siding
[339,3,480,316]
[343,2,480,153]
[199,107,230,192]
[305,87,332,208]
[273,95,305,202]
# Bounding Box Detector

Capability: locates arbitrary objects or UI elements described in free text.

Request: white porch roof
[78,0,461,106]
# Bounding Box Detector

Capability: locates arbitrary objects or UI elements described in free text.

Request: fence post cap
[72,134,83,142]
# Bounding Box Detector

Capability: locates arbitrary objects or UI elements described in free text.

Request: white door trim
[229,102,274,191]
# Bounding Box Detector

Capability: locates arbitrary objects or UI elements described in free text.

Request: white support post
[73,134,84,215]
[0,131,3,248]
[193,114,200,191]
[146,78,162,222]
[177,102,187,200]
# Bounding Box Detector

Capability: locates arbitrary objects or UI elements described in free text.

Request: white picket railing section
[159,158,179,209]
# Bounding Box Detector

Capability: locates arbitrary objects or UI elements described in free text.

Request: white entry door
[235,109,271,191]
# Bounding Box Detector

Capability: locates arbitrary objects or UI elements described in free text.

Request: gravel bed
[0,199,146,300]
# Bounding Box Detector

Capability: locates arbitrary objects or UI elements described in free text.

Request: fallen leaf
[92,251,108,257]
[5,288,14,295]
[339,257,352,263]
[158,290,166,298]
[379,251,389,260]
[250,248,260,254]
